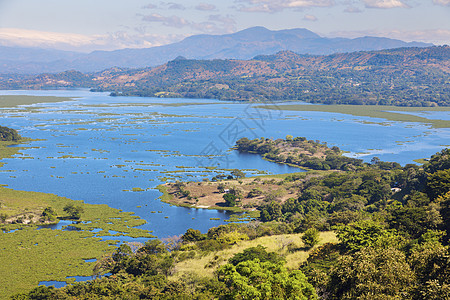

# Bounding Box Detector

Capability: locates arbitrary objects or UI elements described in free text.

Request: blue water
[0,89,449,238]
[39,273,111,288]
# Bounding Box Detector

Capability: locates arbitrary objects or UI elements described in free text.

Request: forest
[12,136,450,299]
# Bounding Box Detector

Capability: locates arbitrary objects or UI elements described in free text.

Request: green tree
[217,259,317,300]
[409,232,450,298]
[260,201,283,222]
[247,188,263,198]
[426,169,450,200]
[0,125,21,141]
[302,228,320,248]
[425,148,450,173]
[336,220,401,252]
[223,193,237,207]
[63,204,83,219]
[229,245,284,266]
[182,228,204,242]
[328,247,416,299]
[217,182,226,193]
[231,169,246,179]
[41,206,57,222]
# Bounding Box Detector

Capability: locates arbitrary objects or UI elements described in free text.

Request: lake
[0,89,449,238]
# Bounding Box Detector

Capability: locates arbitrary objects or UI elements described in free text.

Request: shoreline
[260,104,450,128]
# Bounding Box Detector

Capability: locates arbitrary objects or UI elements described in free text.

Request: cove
[0,89,449,238]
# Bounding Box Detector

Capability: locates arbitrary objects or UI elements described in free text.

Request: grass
[0,227,116,298]
[0,95,75,108]
[0,140,26,167]
[172,231,338,279]
[0,186,154,298]
[260,104,450,128]
[0,137,154,298]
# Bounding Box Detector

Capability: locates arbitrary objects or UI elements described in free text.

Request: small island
[158,135,404,217]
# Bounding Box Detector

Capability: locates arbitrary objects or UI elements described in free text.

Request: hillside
[4,45,448,107]
[98,46,450,106]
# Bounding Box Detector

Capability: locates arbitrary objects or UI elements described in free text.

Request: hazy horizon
[0,0,448,52]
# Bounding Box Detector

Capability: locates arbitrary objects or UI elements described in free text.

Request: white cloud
[208,15,237,32]
[141,13,236,34]
[0,28,184,52]
[141,13,189,28]
[166,2,186,10]
[433,0,450,6]
[236,0,335,13]
[196,3,217,11]
[344,6,362,13]
[363,0,409,9]
[303,14,318,21]
[327,28,450,45]
[142,4,157,9]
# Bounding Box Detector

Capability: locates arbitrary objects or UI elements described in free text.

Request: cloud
[327,28,450,45]
[363,0,409,9]
[303,14,318,21]
[344,6,362,13]
[142,4,157,9]
[141,13,236,34]
[433,0,450,6]
[207,14,237,32]
[141,2,187,10]
[0,28,184,52]
[141,13,189,28]
[166,2,186,10]
[195,3,217,11]
[236,0,335,13]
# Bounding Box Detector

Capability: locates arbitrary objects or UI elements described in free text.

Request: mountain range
[0,27,433,74]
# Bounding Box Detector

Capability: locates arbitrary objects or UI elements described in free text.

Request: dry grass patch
[172,231,338,279]
[160,175,307,211]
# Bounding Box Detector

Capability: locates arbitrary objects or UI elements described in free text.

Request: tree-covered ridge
[97,46,450,107]
[236,136,368,171]
[0,125,20,141]
[2,46,449,107]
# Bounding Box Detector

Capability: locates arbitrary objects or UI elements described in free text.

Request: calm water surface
[0,90,449,238]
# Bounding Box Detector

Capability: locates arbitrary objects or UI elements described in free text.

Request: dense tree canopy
[0,125,20,141]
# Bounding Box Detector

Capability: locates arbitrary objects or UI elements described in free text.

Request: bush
[223,193,237,207]
[229,245,284,266]
[302,228,320,248]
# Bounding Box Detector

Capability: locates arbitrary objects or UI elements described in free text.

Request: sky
[0,0,448,52]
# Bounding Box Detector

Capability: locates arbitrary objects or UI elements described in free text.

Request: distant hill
[0,27,433,74]
[3,46,449,107]
[0,46,84,74]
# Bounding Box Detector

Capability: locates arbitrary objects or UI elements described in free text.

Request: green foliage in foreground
[217,259,317,300]
[14,228,319,300]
